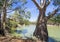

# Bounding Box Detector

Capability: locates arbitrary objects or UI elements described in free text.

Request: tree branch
[32,0,41,10]
[7,9,15,13]
[7,6,20,13]
[45,0,50,7]
[47,7,59,20]
[40,0,46,8]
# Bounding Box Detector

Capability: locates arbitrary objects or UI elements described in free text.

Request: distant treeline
[30,20,60,25]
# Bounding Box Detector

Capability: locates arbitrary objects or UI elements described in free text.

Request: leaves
[50,14,60,24]
[53,0,60,6]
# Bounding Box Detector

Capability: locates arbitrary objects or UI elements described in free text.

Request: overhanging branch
[47,6,60,20]
[7,8,17,13]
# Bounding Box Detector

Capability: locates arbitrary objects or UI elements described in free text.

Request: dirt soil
[0,37,35,42]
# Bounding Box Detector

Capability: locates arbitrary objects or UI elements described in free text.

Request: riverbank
[0,36,35,42]
[0,25,60,42]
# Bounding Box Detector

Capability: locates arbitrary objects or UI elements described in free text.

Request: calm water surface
[16,25,36,37]
[16,25,59,42]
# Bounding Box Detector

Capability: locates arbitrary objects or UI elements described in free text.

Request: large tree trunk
[33,9,48,42]
[2,0,9,36]
[0,13,1,28]
[0,12,5,36]
[32,0,59,42]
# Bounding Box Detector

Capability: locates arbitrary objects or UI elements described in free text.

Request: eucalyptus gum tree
[32,0,60,42]
[0,0,8,36]
[0,0,27,36]
[2,0,8,36]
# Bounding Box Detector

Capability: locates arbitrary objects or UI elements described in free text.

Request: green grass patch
[47,25,60,41]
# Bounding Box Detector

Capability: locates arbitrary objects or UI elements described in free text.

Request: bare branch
[40,0,46,8]
[7,9,15,13]
[47,7,60,20]
[32,0,41,10]
[7,7,19,13]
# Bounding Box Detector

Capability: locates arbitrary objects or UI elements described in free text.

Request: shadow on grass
[48,37,60,42]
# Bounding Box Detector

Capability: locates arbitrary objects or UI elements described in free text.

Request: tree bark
[2,0,9,36]
[0,11,5,36]
[0,13,1,28]
[32,0,59,42]
[33,8,48,42]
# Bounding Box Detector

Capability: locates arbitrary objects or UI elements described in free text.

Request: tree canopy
[53,0,60,6]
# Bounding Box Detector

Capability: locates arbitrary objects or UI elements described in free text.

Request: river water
[15,25,59,42]
[16,25,36,38]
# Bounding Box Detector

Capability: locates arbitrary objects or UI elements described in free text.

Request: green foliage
[6,18,18,28]
[24,19,31,25]
[50,14,60,24]
[9,10,31,25]
[24,11,31,19]
[6,18,18,33]
[5,10,31,33]
[0,0,31,35]
[0,0,27,13]
[53,0,60,6]
[10,20,18,27]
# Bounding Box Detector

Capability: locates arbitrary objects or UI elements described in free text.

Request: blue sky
[25,0,56,22]
[7,0,57,22]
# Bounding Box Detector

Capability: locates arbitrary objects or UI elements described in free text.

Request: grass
[47,25,60,42]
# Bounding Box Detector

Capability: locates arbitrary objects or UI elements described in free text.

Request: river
[15,25,59,42]
[15,25,36,38]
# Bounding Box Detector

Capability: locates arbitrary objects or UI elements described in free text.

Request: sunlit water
[16,25,36,38]
[15,25,59,42]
